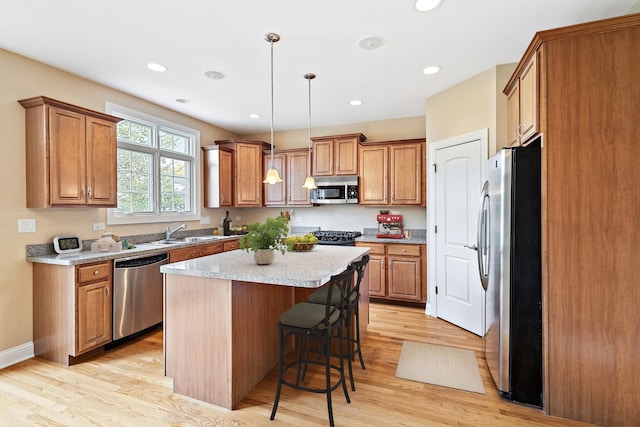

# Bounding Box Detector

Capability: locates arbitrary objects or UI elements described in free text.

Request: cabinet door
[219,149,233,206]
[85,116,117,206]
[287,150,311,205]
[388,256,422,301]
[334,137,358,175]
[312,140,333,176]
[49,106,87,205]
[359,145,388,205]
[235,143,263,206]
[519,54,538,143]
[169,242,224,262]
[368,254,386,297]
[506,82,521,147]
[77,280,112,354]
[390,144,422,205]
[264,153,286,206]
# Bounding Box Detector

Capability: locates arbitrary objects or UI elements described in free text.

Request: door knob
[464,244,478,251]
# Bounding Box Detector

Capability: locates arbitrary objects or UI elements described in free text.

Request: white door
[427,129,487,336]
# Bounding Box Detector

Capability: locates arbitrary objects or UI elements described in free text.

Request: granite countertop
[356,228,427,245]
[26,235,241,266]
[161,245,370,288]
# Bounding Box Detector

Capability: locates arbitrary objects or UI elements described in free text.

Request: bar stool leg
[270,328,285,420]
[354,299,366,370]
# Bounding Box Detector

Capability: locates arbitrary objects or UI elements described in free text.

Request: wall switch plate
[200,216,211,225]
[93,222,106,231]
[296,216,303,222]
[235,216,241,222]
[18,219,36,233]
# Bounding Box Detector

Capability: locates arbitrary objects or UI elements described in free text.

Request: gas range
[312,230,362,246]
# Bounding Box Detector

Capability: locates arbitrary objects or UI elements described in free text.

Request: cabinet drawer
[77,261,111,284]
[357,242,385,255]
[387,244,421,257]
[223,240,240,251]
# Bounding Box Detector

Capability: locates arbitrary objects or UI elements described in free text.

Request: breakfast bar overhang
[160,245,370,409]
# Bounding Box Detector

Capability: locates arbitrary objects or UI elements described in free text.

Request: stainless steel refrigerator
[476,138,542,407]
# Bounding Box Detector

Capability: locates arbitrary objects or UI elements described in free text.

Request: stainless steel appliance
[113,252,168,340]
[310,176,358,204]
[376,213,404,239]
[312,230,362,246]
[476,139,542,407]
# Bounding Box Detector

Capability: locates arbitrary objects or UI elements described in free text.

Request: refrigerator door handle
[477,181,490,290]
[464,244,478,250]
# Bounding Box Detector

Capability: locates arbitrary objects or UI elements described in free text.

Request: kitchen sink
[182,236,227,242]
[146,239,185,245]
[146,235,228,245]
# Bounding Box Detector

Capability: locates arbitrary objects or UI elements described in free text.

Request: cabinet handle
[105,286,110,299]
[94,270,100,275]
[87,188,93,200]
[81,187,86,200]
[401,248,406,252]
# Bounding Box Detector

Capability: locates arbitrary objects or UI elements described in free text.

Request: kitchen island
[160,245,370,409]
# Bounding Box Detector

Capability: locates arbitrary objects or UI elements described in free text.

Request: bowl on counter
[288,242,317,252]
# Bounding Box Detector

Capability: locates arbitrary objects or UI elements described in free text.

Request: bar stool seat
[270,265,355,427]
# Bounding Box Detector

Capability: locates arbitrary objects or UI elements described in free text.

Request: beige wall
[425,64,516,156]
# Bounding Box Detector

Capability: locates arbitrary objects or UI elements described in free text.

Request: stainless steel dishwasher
[113,252,168,340]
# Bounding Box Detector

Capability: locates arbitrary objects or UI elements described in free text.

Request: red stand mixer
[376,213,404,239]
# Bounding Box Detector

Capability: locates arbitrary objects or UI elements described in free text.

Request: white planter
[253,249,275,265]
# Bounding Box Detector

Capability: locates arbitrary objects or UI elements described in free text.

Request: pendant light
[263,32,283,185]
[302,73,317,190]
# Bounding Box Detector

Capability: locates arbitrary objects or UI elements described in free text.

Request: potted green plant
[239,216,289,265]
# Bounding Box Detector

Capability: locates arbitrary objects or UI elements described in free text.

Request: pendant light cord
[269,37,275,170]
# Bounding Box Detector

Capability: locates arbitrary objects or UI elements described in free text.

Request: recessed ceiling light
[350,99,363,106]
[147,63,167,72]
[414,0,444,12]
[249,113,261,119]
[357,36,385,50]
[204,70,226,80]
[422,65,441,75]
[176,98,191,104]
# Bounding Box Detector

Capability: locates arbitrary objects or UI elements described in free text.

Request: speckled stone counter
[162,244,370,409]
[356,227,427,245]
[161,245,369,287]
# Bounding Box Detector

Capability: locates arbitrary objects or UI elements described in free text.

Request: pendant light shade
[263,32,283,185]
[302,73,317,190]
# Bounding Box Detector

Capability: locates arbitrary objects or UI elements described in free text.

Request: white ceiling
[1,0,636,134]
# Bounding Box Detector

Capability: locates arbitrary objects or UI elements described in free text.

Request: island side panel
[164,275,234,408]
[231,280,295,408]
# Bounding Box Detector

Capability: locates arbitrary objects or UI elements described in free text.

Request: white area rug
[395,341,485,394]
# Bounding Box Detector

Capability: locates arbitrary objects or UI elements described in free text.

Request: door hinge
[434,225,438,233]
[433,163,437,173]
[435,286,438,295]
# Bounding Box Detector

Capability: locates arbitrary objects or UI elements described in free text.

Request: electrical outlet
[200,216,211,225]
[235,216,242,222]
[296,216,303,222]
[18,218,36,233]
[93,222,106,231]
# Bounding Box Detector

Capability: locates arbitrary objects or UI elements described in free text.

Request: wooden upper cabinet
[19,96,121,208]
[311,133,365,176]
[216,139,270,207]
[359,145,389,204]
[504,53,539,147]
[202,145,233,208]
[359,139,425,206]
[264,149,311,206]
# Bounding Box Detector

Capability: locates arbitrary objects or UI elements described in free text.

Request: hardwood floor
[0,303,594,426]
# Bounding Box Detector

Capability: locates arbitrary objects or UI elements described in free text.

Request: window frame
[106,102,201,225]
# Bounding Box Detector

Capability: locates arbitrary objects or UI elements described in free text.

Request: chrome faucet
[166,222,187,240]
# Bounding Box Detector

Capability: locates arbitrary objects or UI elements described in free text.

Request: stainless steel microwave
[310,176,359,204]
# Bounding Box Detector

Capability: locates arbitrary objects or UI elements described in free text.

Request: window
[106,103,200,225]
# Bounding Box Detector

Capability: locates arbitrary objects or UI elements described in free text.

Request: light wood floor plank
[0,303,593,426]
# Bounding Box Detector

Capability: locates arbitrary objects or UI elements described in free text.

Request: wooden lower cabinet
[33,260,113,365]
[356,242,425,303]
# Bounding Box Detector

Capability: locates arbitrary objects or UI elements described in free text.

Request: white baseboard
[0,342,34,369]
